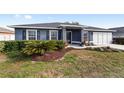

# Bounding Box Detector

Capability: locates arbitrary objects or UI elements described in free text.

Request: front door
[66,31,72,44]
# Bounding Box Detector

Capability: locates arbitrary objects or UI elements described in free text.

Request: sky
[1,14,124,29]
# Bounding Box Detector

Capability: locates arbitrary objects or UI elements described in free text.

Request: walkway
[66,44,124,50]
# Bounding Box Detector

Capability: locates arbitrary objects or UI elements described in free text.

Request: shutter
[37,30,40,40]
[22,29,26,40]
[46,30,49,40]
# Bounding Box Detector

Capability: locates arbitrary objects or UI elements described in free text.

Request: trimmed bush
[0,41,5,52]
[56,40,65,49]
[22,40,60,56]
[3,41,26,52]
[22,41,45,55]
[113,38,124,45]
[1,40,65,56]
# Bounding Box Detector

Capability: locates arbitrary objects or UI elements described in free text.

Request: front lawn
[0,50,124,78]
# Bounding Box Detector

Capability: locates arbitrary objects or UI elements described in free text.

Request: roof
[109,27,124,32]
[8,22,115,32]
[84,26,106,30]
[13,22,81,27]
[9,22,83,29]
[0,27,14,34]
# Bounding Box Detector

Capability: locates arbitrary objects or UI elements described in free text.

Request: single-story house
[109,27,124,38]
[0,27,15,41]
[9,22,115,45]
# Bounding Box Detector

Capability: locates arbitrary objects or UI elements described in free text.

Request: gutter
[8,25,61,30]
[83,28,116,32]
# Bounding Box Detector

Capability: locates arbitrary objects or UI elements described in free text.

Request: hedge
[3,41,26,52]
[113,38,124,45]
[0,40,65,55]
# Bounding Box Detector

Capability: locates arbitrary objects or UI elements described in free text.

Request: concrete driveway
[67,44,124,50]
[108,44,124,50]
[87,44,124,50]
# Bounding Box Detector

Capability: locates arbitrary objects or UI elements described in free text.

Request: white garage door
[93,32,112,45]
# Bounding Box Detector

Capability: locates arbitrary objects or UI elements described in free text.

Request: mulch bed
[32,48,73,62]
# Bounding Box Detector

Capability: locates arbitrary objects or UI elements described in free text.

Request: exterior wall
[10,34,15,40]
[72,30,81,42]
[46,30,49,40]
[0,33,14,41]
[113,31,124,38]
[15,28,60,40]
[88,32,93,41]
[15,28,24,40]
[37,29,48,40]
[66,29,81,43]
[15,28,49,40]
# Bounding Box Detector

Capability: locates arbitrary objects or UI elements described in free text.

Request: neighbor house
[0,27,15,41]
[109,27,124,38]
[9,22,115,45]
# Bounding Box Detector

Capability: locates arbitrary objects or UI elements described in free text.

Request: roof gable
[109,27,124,32]
[0,27,14,33]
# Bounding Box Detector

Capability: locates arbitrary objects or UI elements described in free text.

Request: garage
[93,32,112,45]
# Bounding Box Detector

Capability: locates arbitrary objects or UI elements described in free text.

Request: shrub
[3,41,18,52]
[2,40,65,56]
[56,40,65,49]
[0,42,5,52]
[41,40,57,52]
[6,51,30,61]
[113,38,124,45]
[3,41,26,52]
[22,41,46,56]
[22,40,64,56]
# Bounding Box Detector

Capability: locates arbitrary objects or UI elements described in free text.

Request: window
[27,30,37,40]
[50,30,58,40]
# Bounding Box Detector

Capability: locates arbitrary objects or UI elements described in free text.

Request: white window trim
[26,29,37,40]
[49,30,58,40]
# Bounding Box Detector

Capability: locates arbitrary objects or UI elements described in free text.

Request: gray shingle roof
[0,27,14,33]
[9,22,115,32]
[12,22,82,28]
[10,22,106,29]
[83,26,107,30]
[109,27,124,32]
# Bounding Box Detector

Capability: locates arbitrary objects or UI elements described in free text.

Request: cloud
[47,16,53,19]
[14,14,32,20]
[24,15,32,19]
[14,14,21,18]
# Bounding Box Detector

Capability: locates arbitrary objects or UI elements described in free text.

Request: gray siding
[37,29,48,40]
[113,32,124,38]
[88,32,93,41]
[66,29,81,42]
[15,28,25,40]
[40,30,47,40]
[72,30,81,42]
[15,28,49,40]
[46,30,49,40]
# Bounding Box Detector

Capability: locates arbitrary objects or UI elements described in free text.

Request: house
[109,27,124,38]
[9,22,115,45]
[0,27,15,41]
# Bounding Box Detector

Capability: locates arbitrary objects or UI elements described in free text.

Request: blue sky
[1,14,124,28]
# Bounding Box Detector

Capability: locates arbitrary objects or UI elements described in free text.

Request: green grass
[0,50,124,78]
